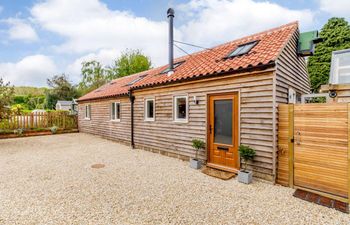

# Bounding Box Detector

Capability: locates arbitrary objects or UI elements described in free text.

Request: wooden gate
[277,103,350,202]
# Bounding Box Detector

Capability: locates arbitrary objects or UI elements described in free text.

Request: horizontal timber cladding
[275,29,310,104]
[133,70,275,180]
[78,97,131,144]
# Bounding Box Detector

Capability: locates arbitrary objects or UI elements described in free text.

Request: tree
[0,78,15,119]
[46,74,79,109]
[308,18,350,92]
[78,60,108,95]
[107,49,152,79]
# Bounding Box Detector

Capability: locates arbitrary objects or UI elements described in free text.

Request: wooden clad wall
[78,97,131,144]
[275,30,310,104]
[133,71,275,180]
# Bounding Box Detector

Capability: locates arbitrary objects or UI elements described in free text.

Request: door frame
[206,91,240,172]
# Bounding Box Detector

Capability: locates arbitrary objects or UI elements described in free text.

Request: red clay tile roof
[78,22,298,102]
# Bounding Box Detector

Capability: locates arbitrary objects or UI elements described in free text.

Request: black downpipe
[129,90,135,149]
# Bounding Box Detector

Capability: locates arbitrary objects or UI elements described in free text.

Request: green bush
[50,126,58,134]
[239,145,256,171]
[192,139,205,160]
[14,128,24,136]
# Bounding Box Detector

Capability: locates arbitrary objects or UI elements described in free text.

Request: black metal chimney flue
[167,8,175,73]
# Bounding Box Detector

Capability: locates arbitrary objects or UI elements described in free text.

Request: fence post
[63,112,66,130]
[288,104,294,188]
[348,103,350,202]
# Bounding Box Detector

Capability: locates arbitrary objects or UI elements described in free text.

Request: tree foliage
[308,17,350,92]
[46,74,79,109]
[78,61,108,95]
[108,49,152,79]
[0,78,15,119]
[78,49,152,94]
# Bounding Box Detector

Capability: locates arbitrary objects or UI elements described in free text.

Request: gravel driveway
[0,133,349,225]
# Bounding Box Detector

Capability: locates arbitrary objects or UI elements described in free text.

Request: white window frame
[173,95,188,123]
[110,102,121,122]
[144,98,155,121]
[85,105,91,120]
[330,49,350,84]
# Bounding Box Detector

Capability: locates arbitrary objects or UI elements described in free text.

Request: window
[111,102,121,121]
[329,49,350,84]
[227,41,258,58]
[85,105,91,119]
[144,98,155,121]
[174,96,188,122]
[161,61,185,74]
[127,74,147,86]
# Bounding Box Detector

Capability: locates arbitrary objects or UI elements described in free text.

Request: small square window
[144,98,155,121]
[227,41,258,58]
[174,96,188,122]
[85,105,91,119]
[111,102,121,121]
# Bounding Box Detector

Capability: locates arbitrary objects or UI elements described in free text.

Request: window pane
[339,53,350,67]
[214,99,232,145]
[88,105,91,118]
[111,103,116,120]
[338,68,350,84]
[116,103,120,119]
[147,100,154,118]
[176,97,187,119]
[85,106,88,118]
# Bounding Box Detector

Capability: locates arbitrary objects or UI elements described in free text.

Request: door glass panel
[214,99,233,145]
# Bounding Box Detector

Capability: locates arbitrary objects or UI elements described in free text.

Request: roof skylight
[161,61,185,74]
[127,74,148,86]
[227,41,258,58]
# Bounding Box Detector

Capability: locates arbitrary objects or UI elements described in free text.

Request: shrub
[50,126,58,134]
[192,139,205,160]
[239,145,256,172]
[14,128,24,136]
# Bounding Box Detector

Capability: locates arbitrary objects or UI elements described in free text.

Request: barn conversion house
[77,22,310,181]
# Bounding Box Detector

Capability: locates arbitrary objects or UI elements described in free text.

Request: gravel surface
[0,133,349,225]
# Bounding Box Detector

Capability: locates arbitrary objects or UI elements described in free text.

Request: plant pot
[190,159,202,169]
[238,170,253,184]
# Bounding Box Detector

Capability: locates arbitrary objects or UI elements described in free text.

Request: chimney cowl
[167,8,175,17]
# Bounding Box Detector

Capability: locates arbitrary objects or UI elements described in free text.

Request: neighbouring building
[77,22,310,182]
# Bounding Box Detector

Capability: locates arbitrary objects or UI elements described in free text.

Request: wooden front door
[207,93,239,172]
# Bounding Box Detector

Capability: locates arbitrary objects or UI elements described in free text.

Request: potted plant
[190,139,205,169]
[238,145,256,184]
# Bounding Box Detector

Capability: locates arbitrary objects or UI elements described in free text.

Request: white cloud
[319,0,350,18]
[0,55,57,86]
[11,0,316,87]
[66,48,120,83]
[178,0,315,47]
[4,18,39,42]
[30,0,173,66]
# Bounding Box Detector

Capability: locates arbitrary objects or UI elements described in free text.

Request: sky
[0,0,349,87]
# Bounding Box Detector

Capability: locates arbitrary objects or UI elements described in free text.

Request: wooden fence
[0,111,78,130]
[277,103,350,203]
